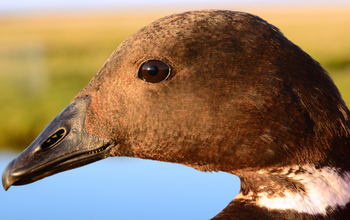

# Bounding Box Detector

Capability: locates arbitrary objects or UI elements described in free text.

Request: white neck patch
[242,165,350,215]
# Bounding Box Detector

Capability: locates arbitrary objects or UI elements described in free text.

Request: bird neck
[213,164,350,219]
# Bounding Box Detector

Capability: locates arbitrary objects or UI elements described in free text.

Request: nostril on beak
[41,129,67,150]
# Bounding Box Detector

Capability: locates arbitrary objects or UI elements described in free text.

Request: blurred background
[0,0,349,219]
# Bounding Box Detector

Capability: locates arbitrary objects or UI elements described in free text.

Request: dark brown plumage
[3,10,350,219]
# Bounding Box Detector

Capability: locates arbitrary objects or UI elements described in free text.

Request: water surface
[0,152,239,220]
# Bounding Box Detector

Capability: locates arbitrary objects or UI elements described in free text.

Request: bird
[2,10,350,219]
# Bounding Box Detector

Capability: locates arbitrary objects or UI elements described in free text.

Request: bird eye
[138,60,170,83]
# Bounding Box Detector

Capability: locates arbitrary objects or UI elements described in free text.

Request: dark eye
[139,60,170,83]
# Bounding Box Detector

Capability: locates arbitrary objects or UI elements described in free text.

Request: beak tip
[3,185,10,191]
[2,159,15,191]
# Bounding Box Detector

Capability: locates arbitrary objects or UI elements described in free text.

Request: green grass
[0,8,349,150]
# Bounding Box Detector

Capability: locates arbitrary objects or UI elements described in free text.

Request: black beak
[2,96,116,190]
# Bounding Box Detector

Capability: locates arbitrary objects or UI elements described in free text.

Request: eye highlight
[138,60,170,83]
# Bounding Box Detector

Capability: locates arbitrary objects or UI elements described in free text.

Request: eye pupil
[139,60,170,83]
[148,65,159,76]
